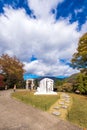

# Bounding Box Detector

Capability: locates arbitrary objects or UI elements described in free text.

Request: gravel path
[0,90,83,130]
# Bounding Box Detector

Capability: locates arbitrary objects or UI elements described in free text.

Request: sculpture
[34,78,57,95]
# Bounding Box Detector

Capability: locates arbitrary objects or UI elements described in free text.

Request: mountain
[64,73,79,83]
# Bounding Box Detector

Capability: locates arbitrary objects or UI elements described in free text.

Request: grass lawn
[12,90,59,111]
[67,93,87,128]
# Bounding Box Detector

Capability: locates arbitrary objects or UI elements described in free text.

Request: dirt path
[0,90,83,130]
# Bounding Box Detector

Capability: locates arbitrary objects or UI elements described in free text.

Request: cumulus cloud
[81,21,87,33]
[0,2,86,76]
[28,0,64,20]
[24,60,79,76]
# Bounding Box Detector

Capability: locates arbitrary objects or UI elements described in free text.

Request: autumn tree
[0,54,25,88]
[71,33,87,73]
[0,74,5,89]
[71,33,87,94]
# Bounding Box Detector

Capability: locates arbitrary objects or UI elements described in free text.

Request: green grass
[67,93,87,128]
[12,91,59,111]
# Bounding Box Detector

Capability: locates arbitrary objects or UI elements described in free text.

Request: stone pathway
[0,90,83,130]
[49,93,72,120]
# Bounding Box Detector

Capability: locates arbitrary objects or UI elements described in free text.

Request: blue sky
[0,0,87,78]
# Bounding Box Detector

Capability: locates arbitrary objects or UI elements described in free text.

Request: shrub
[61,83,73,92]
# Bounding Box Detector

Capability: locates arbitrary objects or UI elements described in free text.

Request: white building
[34,78,57,95]
[39,78,54,92]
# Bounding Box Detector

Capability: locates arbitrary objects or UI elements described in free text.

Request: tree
[61,83,73,92]
[71,33,87,94]
[75,73,87,94]
[0,54,25,88]
[71,33,87,73]
[54,79,64,91]
[0,74,5,89]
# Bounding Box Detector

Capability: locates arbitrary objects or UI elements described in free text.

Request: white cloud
[24,60,79,76]
[0,3,86,77]
[28,0,64,21]
[81,21,87,33]
[74,8,83,15]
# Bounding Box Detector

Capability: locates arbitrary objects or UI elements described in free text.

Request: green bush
[58,83,73,92]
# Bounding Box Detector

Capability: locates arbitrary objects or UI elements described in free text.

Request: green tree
[54,79,64,91]
[73,73,87,94]
[61,82,73,92]
[71,33,87,73]
[0,54,25,88]
[71,33,87,94]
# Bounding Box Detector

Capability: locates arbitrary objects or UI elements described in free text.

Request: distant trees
[0,54,25,88]
[71,33,87,94]
[54,79,64,91]
[61,83,73,92]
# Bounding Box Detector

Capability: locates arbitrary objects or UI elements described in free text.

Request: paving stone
[59,102,65,105]
[52,111,61,116]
